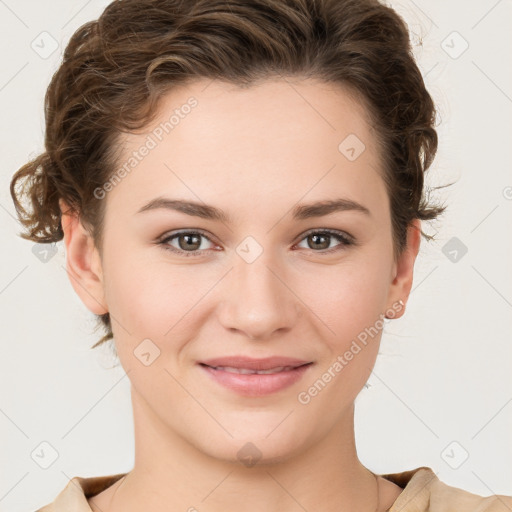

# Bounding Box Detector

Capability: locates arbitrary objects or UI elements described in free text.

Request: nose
[217,252,300,341]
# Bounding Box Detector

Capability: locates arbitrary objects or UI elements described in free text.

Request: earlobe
[386,219,421,319]
[59,199,108,315]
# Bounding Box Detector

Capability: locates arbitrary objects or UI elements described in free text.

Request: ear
[385,218,421,319]
[59,198,108,315]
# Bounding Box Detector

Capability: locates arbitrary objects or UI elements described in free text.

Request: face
[62,77,420,464]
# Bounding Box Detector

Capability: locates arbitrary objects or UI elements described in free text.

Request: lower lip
[198,363,313,397]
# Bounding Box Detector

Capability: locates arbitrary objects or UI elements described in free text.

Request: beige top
[35,466,512,511]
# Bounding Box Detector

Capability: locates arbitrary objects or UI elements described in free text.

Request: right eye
[158,230,219,257]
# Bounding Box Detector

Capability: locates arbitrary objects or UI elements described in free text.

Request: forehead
[141,77,378,155]
[107,77,387,221]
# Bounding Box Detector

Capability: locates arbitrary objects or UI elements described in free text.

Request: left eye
[158,229,354,257]
[295,229,354,253]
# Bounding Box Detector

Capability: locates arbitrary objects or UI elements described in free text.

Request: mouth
[200,364,309,375]
[197,358,314,396]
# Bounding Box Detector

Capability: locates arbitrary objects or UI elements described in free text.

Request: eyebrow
[136,196,371,222]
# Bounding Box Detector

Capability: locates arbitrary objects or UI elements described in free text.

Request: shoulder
[382,466,512,512]
[35,472,127,512]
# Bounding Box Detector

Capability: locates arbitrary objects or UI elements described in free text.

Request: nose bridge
[218,246,297,339]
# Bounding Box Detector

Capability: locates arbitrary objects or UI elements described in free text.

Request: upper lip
[199,356,313,371]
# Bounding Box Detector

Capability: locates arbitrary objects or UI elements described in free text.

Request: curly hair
[10,0,449,350]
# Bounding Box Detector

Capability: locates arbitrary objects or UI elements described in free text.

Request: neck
[102,388,382,512]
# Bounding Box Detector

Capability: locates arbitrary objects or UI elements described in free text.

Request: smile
[198,362,314,396]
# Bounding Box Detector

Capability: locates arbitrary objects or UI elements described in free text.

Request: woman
[10,0,511,511]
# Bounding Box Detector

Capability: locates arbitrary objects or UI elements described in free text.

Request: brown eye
[296,229,354,254]
[159,230,216,257]
[177,233,202,251]
[307,233,330,250]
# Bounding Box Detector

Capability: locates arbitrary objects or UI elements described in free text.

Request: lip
[199,356,312,371]
[197,356,314,397]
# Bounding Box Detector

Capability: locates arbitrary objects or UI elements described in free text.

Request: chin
[193,425,310,467]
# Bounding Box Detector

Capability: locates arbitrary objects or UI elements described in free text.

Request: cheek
[104,260,170,333]
[305,255,391,340]
[103,248,221,359]
[296,263,389,411]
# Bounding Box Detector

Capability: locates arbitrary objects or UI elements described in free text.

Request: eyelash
[157,228,355,258]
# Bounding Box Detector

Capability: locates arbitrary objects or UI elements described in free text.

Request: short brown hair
[10,0,449,350]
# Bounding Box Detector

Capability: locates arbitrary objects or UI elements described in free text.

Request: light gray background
[1,0,511,510]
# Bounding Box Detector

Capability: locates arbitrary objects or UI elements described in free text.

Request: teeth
[212,365,295,375]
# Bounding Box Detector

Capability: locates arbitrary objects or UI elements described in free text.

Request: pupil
[181,234,200,250]
[311,234,328,250]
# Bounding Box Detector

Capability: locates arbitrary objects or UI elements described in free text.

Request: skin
[60,77,420,512]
